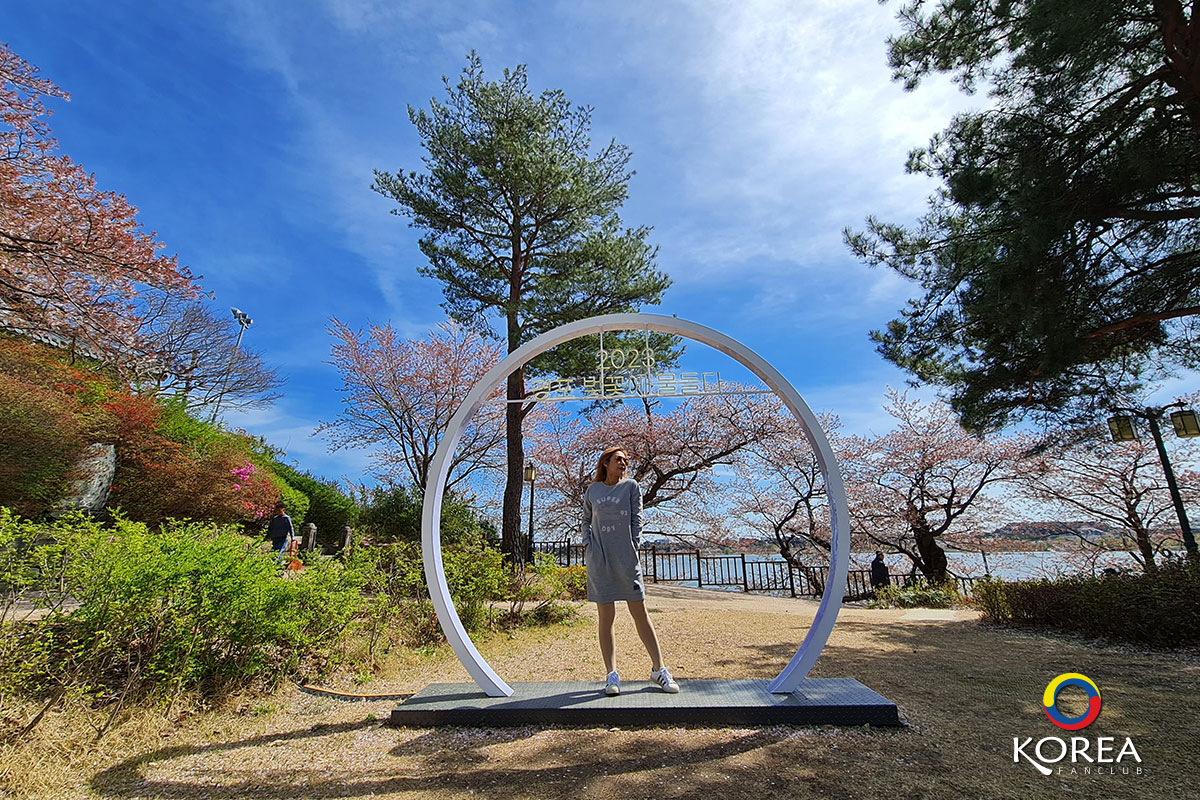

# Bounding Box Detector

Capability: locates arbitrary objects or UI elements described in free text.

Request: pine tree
[847,1,1200,431]
[373,54,671,560]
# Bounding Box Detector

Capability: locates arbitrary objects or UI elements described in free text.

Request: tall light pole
[1107,402,1200,558]
[524,462,536,563]
[210,307,252,424]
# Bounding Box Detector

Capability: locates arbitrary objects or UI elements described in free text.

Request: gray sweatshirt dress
[581,478,644,603]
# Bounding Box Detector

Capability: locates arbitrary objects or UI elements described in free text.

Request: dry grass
[3,584,1197,799]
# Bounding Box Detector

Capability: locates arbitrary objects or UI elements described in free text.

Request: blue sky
[6,0,988,481]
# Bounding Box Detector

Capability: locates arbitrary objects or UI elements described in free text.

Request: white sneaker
[651,666,680,693]
[604,670,620,696]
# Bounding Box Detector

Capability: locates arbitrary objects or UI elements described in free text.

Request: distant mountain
[990,521,1117,541]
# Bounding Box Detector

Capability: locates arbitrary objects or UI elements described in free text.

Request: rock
[53,443,116,516]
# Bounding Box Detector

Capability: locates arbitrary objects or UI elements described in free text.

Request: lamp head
[1170,408,1200,438]
[1107,415,1138,442]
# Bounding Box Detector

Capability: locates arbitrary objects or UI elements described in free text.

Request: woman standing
[582,446,679,696]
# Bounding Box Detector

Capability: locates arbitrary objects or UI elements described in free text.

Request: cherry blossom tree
[320,319,506,493]
[1,42,197,364]
[728,407,844,587]
[842,390,1031,582]
[1018,430,1200,572]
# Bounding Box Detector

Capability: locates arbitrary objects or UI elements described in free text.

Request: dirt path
[10,585,1198,799]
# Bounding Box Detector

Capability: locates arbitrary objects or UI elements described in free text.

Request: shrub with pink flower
[230,461,256,492]
[226,460,277,520]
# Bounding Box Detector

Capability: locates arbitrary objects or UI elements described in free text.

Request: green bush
[560,564,588,600]
[346,542,428,656]
[155,398,226,454]
[973,561,1200,646]
[345,541,578,656]
[972,577,1012,622]
[355,484,494,546]
[869,580,962,609]
[503,555,579,624]
[0,509,72,698]
[0,511,362,702]
[346,541,509,655]
[346,542,428,606]
[444,546,507,630]
[350,541,507,628]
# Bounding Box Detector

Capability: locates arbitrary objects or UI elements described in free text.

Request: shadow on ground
[85,605,1199,800]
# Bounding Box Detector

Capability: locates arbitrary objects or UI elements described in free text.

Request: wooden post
[651,545,657,583]
[696,550,703,588]
[787,562,796,598]
[741,553,749,592]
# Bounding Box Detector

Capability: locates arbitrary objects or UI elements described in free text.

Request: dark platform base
[390,678,900,728]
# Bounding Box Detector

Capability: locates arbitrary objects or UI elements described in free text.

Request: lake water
[855,550,1141,581]
[646,550,1143,582]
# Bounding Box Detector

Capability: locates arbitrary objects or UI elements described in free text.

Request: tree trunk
[1132,523,1158,573]
[501,243,527,564]
[502,368,525,563]
[911,519,949,582]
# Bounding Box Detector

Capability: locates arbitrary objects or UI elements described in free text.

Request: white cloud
[438,20,501,58]
[865,264,914,305]
[213,0,443,333]
[321,0,408,31]
[217,0,968,334]
[611,0,980,290]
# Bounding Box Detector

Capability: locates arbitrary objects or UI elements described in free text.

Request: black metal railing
[532,539,982,599]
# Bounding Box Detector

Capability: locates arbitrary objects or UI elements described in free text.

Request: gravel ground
[6,584,1197,800]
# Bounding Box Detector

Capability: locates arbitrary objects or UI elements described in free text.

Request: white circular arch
[422,313,850,697]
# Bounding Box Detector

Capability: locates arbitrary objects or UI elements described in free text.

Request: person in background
[870,551,890,590]
[582,445,679,696]
[267,502,295,565]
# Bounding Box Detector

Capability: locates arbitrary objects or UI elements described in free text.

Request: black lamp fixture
[210,306,253,423]
[523,462,536,563]
[1107,415,1137,442]
[1106,400,1198,558]
[1170,408,1200,438]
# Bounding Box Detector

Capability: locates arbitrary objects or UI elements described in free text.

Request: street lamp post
[1107,402,1199,558]
[210,307,253,424]
[524,462,536,564]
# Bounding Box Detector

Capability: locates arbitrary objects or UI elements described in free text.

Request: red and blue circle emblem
[1042,673,1102,730]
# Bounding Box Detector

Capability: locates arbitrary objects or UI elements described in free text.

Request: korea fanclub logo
[1012,673,1142,777]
